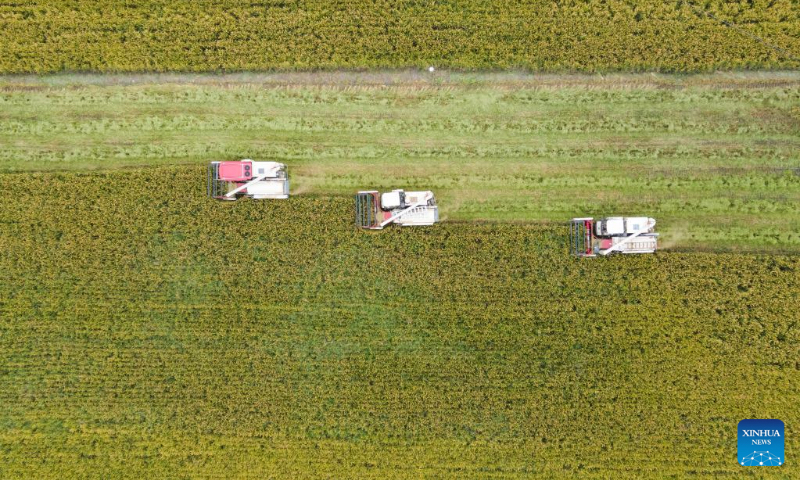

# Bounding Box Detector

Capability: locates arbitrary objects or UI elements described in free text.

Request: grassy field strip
[0,73,798,251]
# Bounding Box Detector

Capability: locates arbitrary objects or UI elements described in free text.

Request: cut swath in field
[2,74,798,251]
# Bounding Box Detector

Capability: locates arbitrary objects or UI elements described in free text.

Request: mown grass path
[1,71,799,251]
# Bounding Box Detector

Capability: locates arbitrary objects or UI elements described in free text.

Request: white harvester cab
[207,160,289,200]
[569,217,658,257]
[355,189,439,229]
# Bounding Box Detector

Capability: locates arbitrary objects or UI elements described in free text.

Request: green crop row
[1,0,798,73]
[0,166,798,477]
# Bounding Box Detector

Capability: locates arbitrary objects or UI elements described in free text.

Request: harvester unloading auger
[207,160,289,200]
[569,217,658,257]
[355,189,439,229]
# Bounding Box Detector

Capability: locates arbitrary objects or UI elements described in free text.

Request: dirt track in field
[2,70,800,90]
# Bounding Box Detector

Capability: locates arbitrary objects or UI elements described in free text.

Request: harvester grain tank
[355,189,439,229]
[207,160,289,200]
[569,217,658,256]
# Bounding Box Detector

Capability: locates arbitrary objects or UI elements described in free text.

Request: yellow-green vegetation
[1,72,799,252]
[0,167,797,477]
[1,1,799,73]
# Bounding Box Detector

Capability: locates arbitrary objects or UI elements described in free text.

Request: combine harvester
[569,217,658,257]
[207,160,289,200]
[355,189,439,229]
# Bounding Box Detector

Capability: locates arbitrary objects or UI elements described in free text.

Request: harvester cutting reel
[207,160,289,200]
[569,217,658,257]
[355,190,439,229]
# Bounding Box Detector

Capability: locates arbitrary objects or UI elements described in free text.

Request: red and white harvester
[355,189,439,229]
[207,160,289,200]
[569,217,658,257]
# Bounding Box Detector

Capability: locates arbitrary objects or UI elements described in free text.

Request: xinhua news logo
[738,419,784,466]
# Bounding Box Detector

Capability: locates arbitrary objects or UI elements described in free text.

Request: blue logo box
[738,419,784,466]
